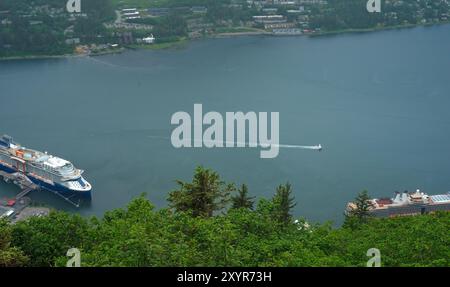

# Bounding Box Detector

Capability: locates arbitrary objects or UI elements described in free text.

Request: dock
[0,170,51,222]
[15,187,33,200]
[0,170,39,197]
[0,170,81,208]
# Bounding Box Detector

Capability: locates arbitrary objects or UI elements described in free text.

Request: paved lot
[12,207,50,223]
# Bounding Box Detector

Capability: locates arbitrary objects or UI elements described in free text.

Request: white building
[142,34,156,44]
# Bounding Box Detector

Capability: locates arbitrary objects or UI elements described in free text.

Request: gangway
[15,187,34,200]
[1,170,81,208]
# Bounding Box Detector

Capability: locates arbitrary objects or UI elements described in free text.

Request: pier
[15,187,33,200]
[0,170,50,222]
[0,170,39,196]
[0,170,81,208]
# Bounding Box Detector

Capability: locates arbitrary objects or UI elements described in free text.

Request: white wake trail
[147,135,322,151]
[275,143,322,150]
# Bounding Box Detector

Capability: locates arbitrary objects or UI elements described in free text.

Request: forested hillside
[0,0,114,57]
[1,0,450,57]
[1,167,448,267]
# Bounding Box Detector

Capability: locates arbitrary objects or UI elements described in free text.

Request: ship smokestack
[401,191,409,203]
[393,191,401,204]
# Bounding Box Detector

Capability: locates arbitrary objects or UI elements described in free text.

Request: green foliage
[168,166,235,217]
[0,0,114,57]
[326,213,450,267]
[309,0,450,31]
[7,197,449,267]
[114,0,233,9]
[11,211,90,266]
[272,182,297,226]
[344,190,373,228]
[2,0,449,58]
[310,0,383,30]
[231,184,255,210]
[0,219,29,267]
[153,13,188,40]
[3,168,449,267]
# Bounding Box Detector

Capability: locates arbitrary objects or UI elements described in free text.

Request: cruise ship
[347,190,450,217]
[0,135,92,201]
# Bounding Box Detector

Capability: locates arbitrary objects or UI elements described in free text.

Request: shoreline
[125,37,189,51]
[309,21,450,37]
[1,22,448,61]
[212,31,272,38]
[0,53,85,62]
[0,47,125,62]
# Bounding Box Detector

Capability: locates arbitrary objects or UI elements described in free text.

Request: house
[253,15,286,24]
[265,22,296,29]
[142,34,156,44]
[122,8,137,13]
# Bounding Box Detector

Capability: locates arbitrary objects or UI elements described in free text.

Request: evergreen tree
[168,166,235,217]
[344,190,373,228]
[231,184,255,210]
[272,182,297,226]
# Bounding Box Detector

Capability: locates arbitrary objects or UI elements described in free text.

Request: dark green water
[1,25,450,223]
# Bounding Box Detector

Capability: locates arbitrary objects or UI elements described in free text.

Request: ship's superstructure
[347,189,450,217]
[0,135,91,202]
